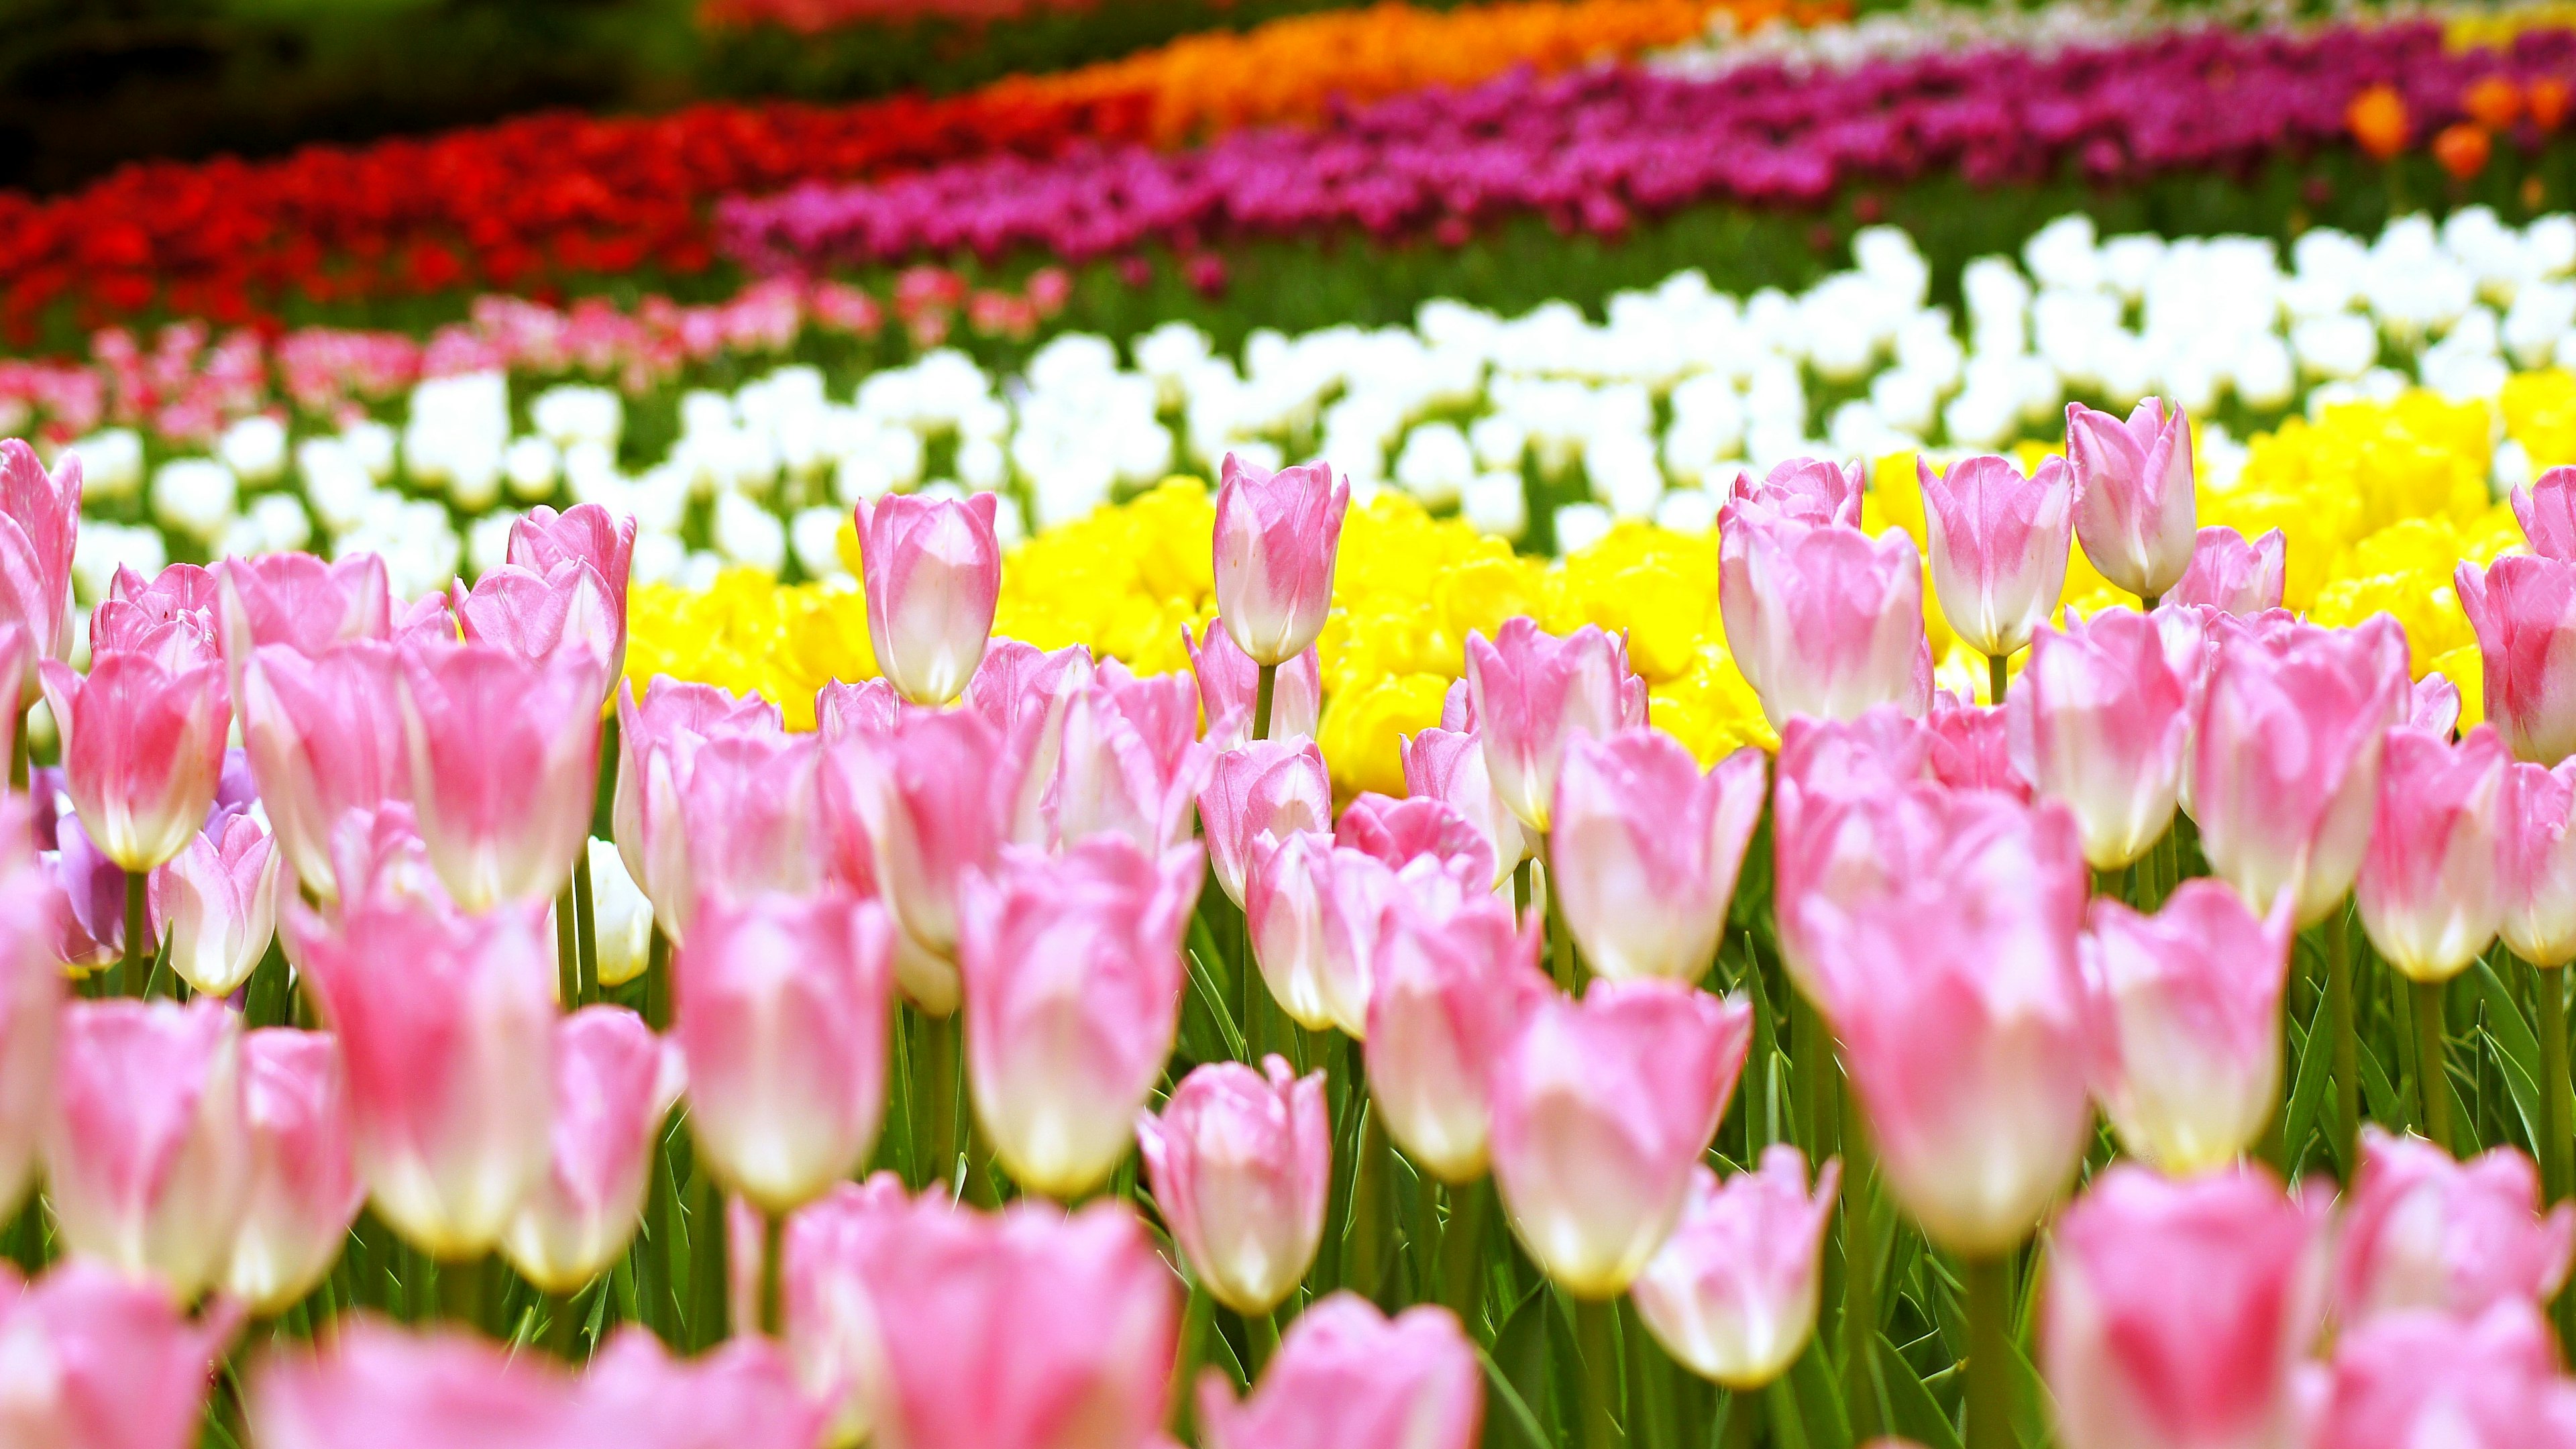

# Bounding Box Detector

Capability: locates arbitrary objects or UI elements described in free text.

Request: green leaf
[2479,958,2544,1150]
[1183,947,1247,1063]
[1493,1284,1562,1444]
[2005,1331,2053,1448]
[1477,1340,1553,1449]
[1784,1338,1855,1449]
[1874,1332,1964,1449]
[2282,981,2334,1169]
[2361,1034,2408,1129]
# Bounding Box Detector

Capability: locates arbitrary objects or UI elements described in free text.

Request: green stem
[555,883,580,1008]
[1964,1253,2014,1449]
[2416,977,2453,1155]
[1411,1161,1442,1292]
[439,1255,486,1334]
[1839,1082,1882,1441]
[759,1209,785,1337]
[1720,1391,1759,1449]
[1346,1106,1392,1303]
[923,1010,961,1196]
[115,868,145,998]
[1246,1307,1283,1375]
[644,926,672,1030]
[1538,833,1578,991]
[1170,1279,1214,1438]
[1438,1177,1488,1335]
[547,1289,583,1360]
[1986,650,2008,706]
[1575,1294,1621,1449]
[7,708,24,792]
[574,848,599,1008]
[2327,908,2359,1179]
[1513,856,1532,928]
[2538,959,2572,1203]
[1252,661,1277,743]
[2140,591,2161,612]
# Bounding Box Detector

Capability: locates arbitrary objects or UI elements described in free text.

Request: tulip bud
[2503,759,2576,965]
[1315,806,1491,1037]
[1401,727,1527,887]
[398,638,604,910]
[1489,980,1751,1297]
[612,676,782,918]
[2358,724,2510,982]
[508,502,636,682]
[505,1006,688,1293]
[1768,716,1945,998]
[1,1260,241,1449]
[1245,829,1339,1032]
[961,637,1093,844]
[2456,554,2576,765]
[1213,454,1349,667]
[678,732,835,923]
[147,811,281,998]
[2165,526,2287,616]
[2081,881,2296,1177]
[1917,453,2076,660]
[1551,731,1766,983]
[2041,1165,2327,1449]
[46,998,250,1297]
[2511,464,2576,561]
[1185,622,1321,748]
[2306,1303,2567,1449]
[1717,513,1931,729]
[216,552,392,684]
[587,838,655,988]
[0,439,80,689]
[1054,663,1212,855]
[2334,1128,2575,1326]
[775,1173,913,1447]
[238,638,411,902]
[2007,608,2202,868]
[960,838,1199,1199]
[1196,1294,1484,1449]
[1199,741,1332,907]
[837,708,1024,1014]
[677,891,894,1214]
[853,492,1002,706]
[290,896,555,1259]
[2063,398,2196,602]
[1136,1055,1330,1317]
[0,863,57,1220]
[1631,1148,1839,1391]
[1722,456,1865,531]
[225,1028,366,1316]
[38,647,231,873]
[450,559,617,677]
[1462,617,1648,833]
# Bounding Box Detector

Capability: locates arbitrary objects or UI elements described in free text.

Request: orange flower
[2433,121,2493,180]
[2463,74,2524,130]
[2347,83,2410,161]
[2534,76,2574,131]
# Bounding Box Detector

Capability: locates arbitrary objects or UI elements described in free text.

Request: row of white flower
[58,205,2576,601]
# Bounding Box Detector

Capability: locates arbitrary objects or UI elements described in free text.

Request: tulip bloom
[289,896,555,1259]
[92,563,217,657]
[2081,881,2296,1177]
[398,638,604,910]
[506,1006,688,1293]
[2007,607,2201,868]
[1197,1295,1484,1449]
[216,552,391,688]
[1199,741,1333,907]
[1489,980,1751,1297]
[1801,798,2092,1256]
[1550,731,1765,983]
[612,677,781,932]
[0,441,78,692]
[1053,663,1212,855]
[775,1173,913,1445]
[2411,672,2463,737]
[2166,526,2288,616]
[1462,617,1648,833]
[1311,843,1479,1043]
[2457,553,2576,765]
[148,811,281,998]
[962,637,1093,844]
[2504,759,2576,965]
[39,647,231,873]
[508,502,637,680]
[2334,1128,2576,1326]
[1400,727,1526,887]
[678,731,835,922]
[1721,456,1865,531]
[677,891,894,1214]
[1917,453,2076,660]
[853,491,1002,706]
[1925,690,2029,798]
[238,638,412,902]
[2512,464,2576,561]
[250,1320,577,1447]
[1245,828,1340,1032]
[1629,1148,1839,1391]
[959,838,1200,1199]
[2358,724,2510,982]
[842,707,1025,1014]
[225,1028,366,1315]
[2041,1165,2326,1449]
[582,1331,830,1448]
[1717,513,1931,728]
[1768,718,1947,999]
[1186,623,1321,747]
[2306,1303,2569,1449]
[0,1261,242,1449]
[1136,1055,1330,1316]
[1213,453,1349,667]
[2063,398,2197,602]
[449,560,619,676]
[46,998,249,1297]
[2193,616,2409,927]
[588,839,655,989]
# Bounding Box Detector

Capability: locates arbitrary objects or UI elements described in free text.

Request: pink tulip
[1917,453,2076,659]
[2461,552,2576,766]
[963,637,1094,844]
[2165,526,2287,616]
[2064,397,2197,602]
[502,1006,686,1294]
[2304,1303,2575,1449]
[585,1330,832,1449]
[1462,617,1648,833]
[250,1320,576,1448]
[0,865,55,1218]
[225,1028,366,1315]
[853,491,1002,706]
[959,837,1200,1198]
[0,1260,241,1449]
[398,637,604,910]
[839,1196,1178,1449]
[2041,1165,2327,1449]
[325,800,454,915]
[1199,740,1333,907]
[1213,453,1349,667]
[2410,673,2463,737]
[677,890,894,1214]
[0,439,78,691]
[816,676,904,745]
[2080,881,2295,1177]
[449,559,619,676]
[1799,796,2092,1256]
[1721,456,1865,531]
[1550,730,1766,983]
[216,551,392,687]
[1400,727,1526,887]
[2512,464,2576,561]
[775,1173,914,1445]
[839,707,1024,1014]
[2008,607,2202,869]
[1310,842,1481,1042]
[288,895,555,1258]
[1717,513,1931,729]
[38,646,230,873]
[1630,1148,1839,1390]
[2358,724,2510,982]
[1244,829,1340,1032]
[2192,616,2409,927]
[2503,759,2576,965]
[1053,662,1212,854]
[611,676,781,930]
[678,731,837,926]
[1196,1294,1483,1449]
[1136,1055,1330,1316]
[238,638,411,902]
[46,998,249,1297]
[1185,622,1321,747]
[2334,1127,2576,1326]
[1488,979,1751,1296]
[1925,690,2029,798]
[91,562,218,658]
[1334,794,1493,881]
[508,502,637,680]
[146,811,281,998]
[1767,714,1944,998]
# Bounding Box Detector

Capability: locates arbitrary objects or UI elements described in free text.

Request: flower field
[20,3,2576,1449]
